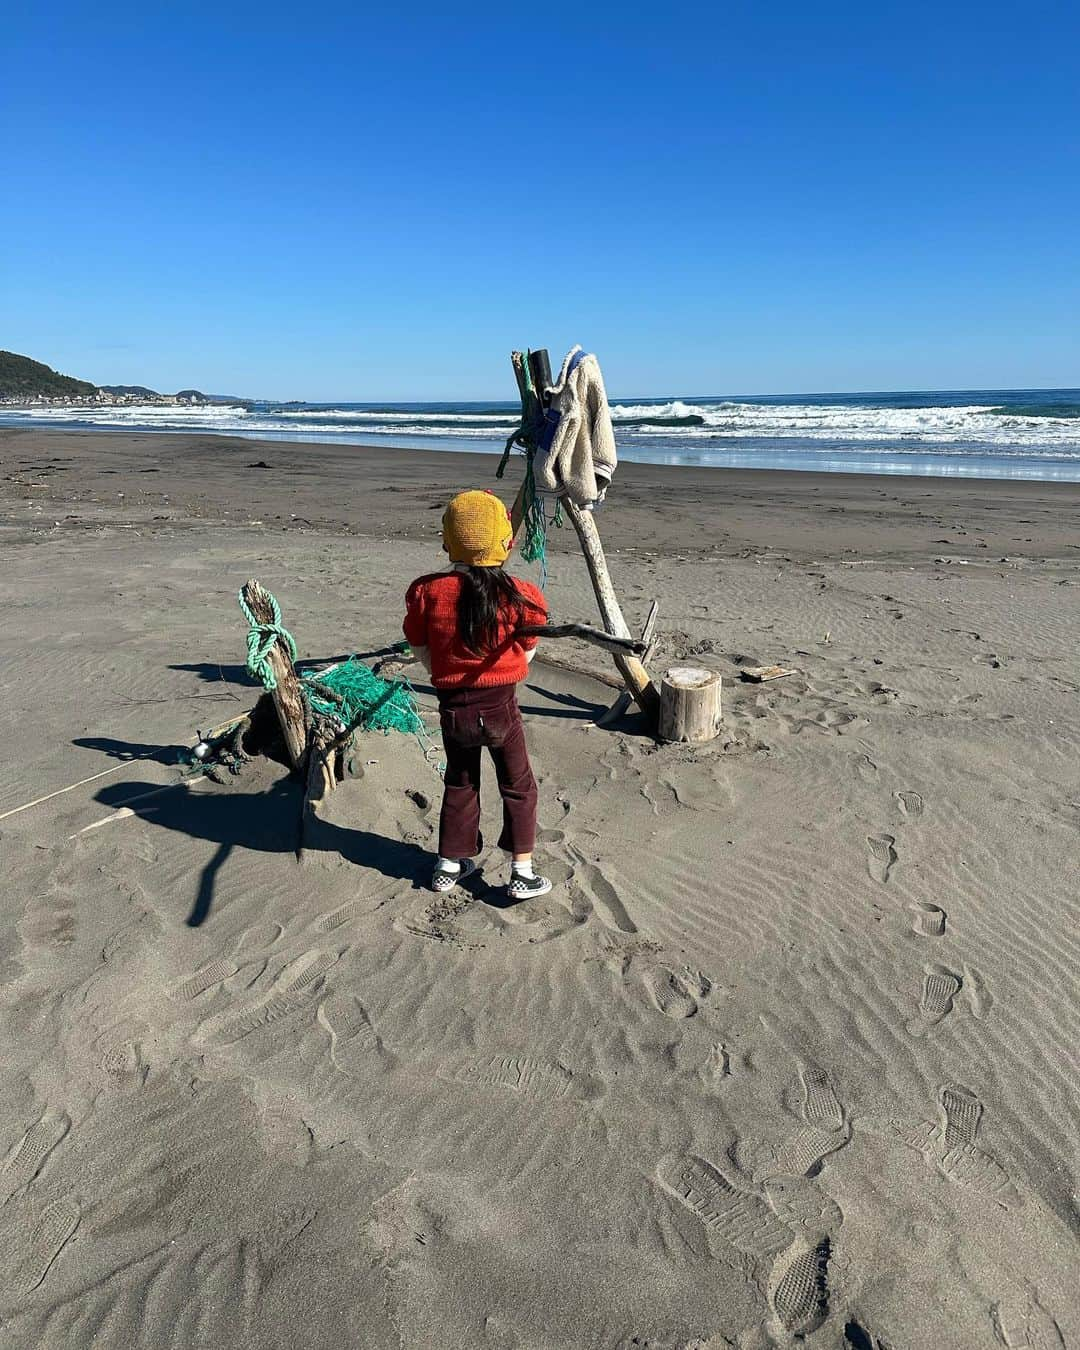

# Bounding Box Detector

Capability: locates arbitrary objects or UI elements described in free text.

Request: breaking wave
[3,388,1078,479]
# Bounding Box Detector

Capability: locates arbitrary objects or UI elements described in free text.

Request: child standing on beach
[403,490,552,898]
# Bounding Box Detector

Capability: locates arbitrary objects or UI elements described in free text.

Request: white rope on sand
[0,760,150,823]
[68,777,207,839]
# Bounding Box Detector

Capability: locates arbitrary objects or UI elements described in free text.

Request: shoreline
[4,427,1080,563]
[4,402,1080,483]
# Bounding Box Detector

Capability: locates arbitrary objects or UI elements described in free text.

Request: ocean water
[4,388,1080,481]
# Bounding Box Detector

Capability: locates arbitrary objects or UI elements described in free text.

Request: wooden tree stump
[658,667,722,744]
[240,579,307,770]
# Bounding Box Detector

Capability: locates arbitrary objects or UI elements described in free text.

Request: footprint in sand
[454,1055,579,1103]
[765,1061,850,1178]
[855,754,879,782]
[569,850,638,934]
[911,903,946,937]
[964,965,993,1018]
[866,834,898,883]
[699,1042,730,1082]
[764,1177,843,1242]
[798,1062,845,1130]
[869,1114,1020,1210]
[775,1126,850,1178]
[178,958,239,1000]
[656,1154,792,1257]
[896,790,924,818]
[939,1084,983,1148]
[731,1136,780,1184]
[196,951,338,1048]
[643,967,699,1019]
[913,964,962,1028]
[100,1040,147,1092]
[0,1111,70,1206]
[16,1197,81,1293]
[993,1291,1066,1349]
[317,895,387,934]
[318,992,382,1071]
[769,1236,831,1337]
[237,920,284,952]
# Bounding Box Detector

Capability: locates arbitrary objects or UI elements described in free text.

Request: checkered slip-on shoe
[507,872,553,901]
[431,858,478,893]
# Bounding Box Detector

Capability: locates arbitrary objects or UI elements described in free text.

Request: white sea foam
[3,398,1078,458]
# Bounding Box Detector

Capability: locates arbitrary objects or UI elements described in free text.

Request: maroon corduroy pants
[436,683,537,860]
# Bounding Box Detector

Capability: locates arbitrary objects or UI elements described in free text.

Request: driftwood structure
[236,579,661,862]
[508,348,661,724]
[658,667,723,744]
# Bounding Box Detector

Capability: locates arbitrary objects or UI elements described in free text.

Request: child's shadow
[94,777,427,928]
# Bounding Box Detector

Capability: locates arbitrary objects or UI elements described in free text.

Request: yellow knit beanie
[442,490,513,566]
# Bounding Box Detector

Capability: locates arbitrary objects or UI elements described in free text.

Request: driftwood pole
[560,498,659,719]
[240,579,307,770]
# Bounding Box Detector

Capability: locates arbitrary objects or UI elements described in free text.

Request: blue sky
[2,2,1077,400]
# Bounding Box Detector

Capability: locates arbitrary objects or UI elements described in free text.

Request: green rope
[518,452,562,585]
[238,587,444,774]
[238,587,298,690]
[303,659,422,735]
[499,348,560,585]
[302,659,444,774]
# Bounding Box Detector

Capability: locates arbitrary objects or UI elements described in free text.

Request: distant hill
[100,383,161,398]
[0,350,96,399]
[1,351,253,406]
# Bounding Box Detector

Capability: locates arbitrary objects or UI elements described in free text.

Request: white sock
[511,860,535,879]
[436,857,461,874]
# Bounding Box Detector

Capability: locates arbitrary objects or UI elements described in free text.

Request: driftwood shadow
[74,735,188,766]
[520,680,605,722]
[169,649,397,687]
[93,775,427,929]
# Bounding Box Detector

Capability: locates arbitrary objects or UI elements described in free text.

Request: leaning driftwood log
[240,579,307,770]
[559,499,660,719]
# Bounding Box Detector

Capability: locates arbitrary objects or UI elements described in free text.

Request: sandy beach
[1,427,1077,1348]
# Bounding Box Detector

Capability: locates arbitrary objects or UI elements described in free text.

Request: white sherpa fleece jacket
[534,346,617,507]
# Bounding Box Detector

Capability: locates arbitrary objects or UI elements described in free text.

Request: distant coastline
[0,389,250,410]
[0,349,249,410]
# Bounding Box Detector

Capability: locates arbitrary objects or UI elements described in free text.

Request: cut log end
[658,667,722,744]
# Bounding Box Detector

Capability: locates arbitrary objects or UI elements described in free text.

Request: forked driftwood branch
[517,622,646,655]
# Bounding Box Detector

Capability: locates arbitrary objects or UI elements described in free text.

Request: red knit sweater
[403,571,547,689]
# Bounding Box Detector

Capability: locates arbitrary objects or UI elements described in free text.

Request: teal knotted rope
[497,349,560,587]
[238,587,298,690]
[237,588,445,775]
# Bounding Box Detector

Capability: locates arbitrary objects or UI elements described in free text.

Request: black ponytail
[457,566,525,656]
